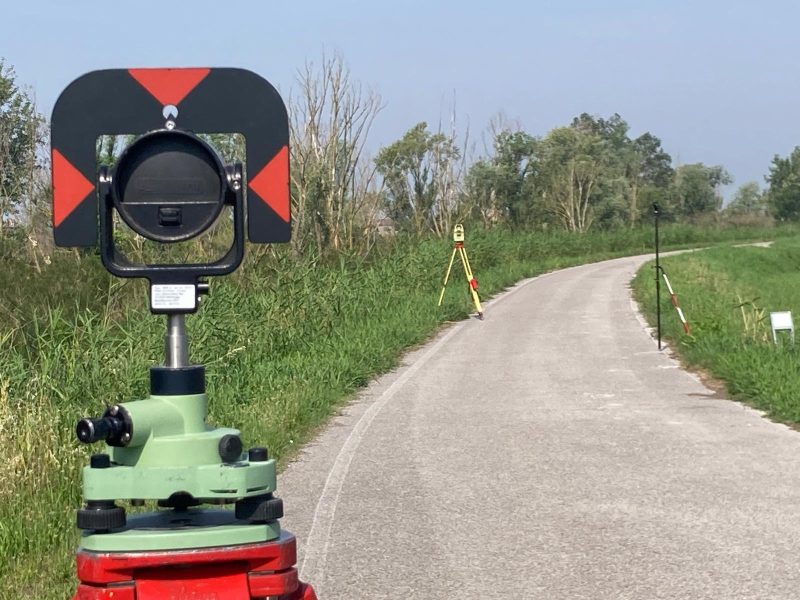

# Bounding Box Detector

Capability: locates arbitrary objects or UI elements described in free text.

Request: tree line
[0,55,796,259]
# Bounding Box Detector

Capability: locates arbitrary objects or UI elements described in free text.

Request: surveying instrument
[52,68,316,599]
[438,224,483,319]
[653,203,690,348]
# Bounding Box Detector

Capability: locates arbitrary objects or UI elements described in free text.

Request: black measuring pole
[653,203,662,350]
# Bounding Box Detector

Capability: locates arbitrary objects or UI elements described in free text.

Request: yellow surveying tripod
[438,224,484,319]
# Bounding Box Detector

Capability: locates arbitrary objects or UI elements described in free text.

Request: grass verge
[632,235,800,427]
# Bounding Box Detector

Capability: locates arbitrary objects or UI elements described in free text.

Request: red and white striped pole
[661,272,690,334]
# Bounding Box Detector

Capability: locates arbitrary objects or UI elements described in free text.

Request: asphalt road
[279,252,800,599]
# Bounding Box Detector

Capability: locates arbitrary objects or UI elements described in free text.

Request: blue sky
[3,0,800,198]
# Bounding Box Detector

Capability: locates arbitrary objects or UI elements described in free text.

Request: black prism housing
[51,68,290,248]
[113,130,227,243]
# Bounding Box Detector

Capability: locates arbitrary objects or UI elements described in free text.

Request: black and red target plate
[51,68,290,247]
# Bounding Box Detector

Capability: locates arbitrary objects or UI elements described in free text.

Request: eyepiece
[76,418,101,443]
[76,414,129,445]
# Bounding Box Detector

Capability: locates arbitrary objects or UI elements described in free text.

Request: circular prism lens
[112,130,227,243]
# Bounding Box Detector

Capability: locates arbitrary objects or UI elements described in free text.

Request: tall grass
[0,223,794,599]
[632,235,800,425]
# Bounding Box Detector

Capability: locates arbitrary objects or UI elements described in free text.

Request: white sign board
[770,311,794,344]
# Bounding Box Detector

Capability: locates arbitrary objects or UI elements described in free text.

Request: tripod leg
[438,247,458,306]
[459,247,483,318]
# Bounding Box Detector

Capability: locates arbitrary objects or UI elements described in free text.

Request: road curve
[279,252,800,599]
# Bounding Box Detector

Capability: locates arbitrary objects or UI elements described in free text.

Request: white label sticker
[151,284,196,311]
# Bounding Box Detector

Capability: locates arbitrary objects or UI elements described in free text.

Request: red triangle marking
[52,149,95,227]
[128,68,211,106]
[248,146,290,223]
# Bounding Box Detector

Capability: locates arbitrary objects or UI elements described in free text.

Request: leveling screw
[248,447,268,462]
[90,453,111,469]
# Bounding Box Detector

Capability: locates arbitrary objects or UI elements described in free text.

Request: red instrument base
[72,531,317,599]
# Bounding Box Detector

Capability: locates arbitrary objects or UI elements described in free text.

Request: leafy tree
[626,132,673,224]
[576,116,630,228]
[539,125,606,232]
[464,159,496,226]
[490,130,539,224]
[631,133,673,188]
[465,129,539,226]
[0,59,44,232]
[571,112,629,152]
[725,181,765,216]
[766,148,800,221]
[375,122,460,236]
[670,163,731,218]
[563,114,675,227]
[466,113,676,232]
